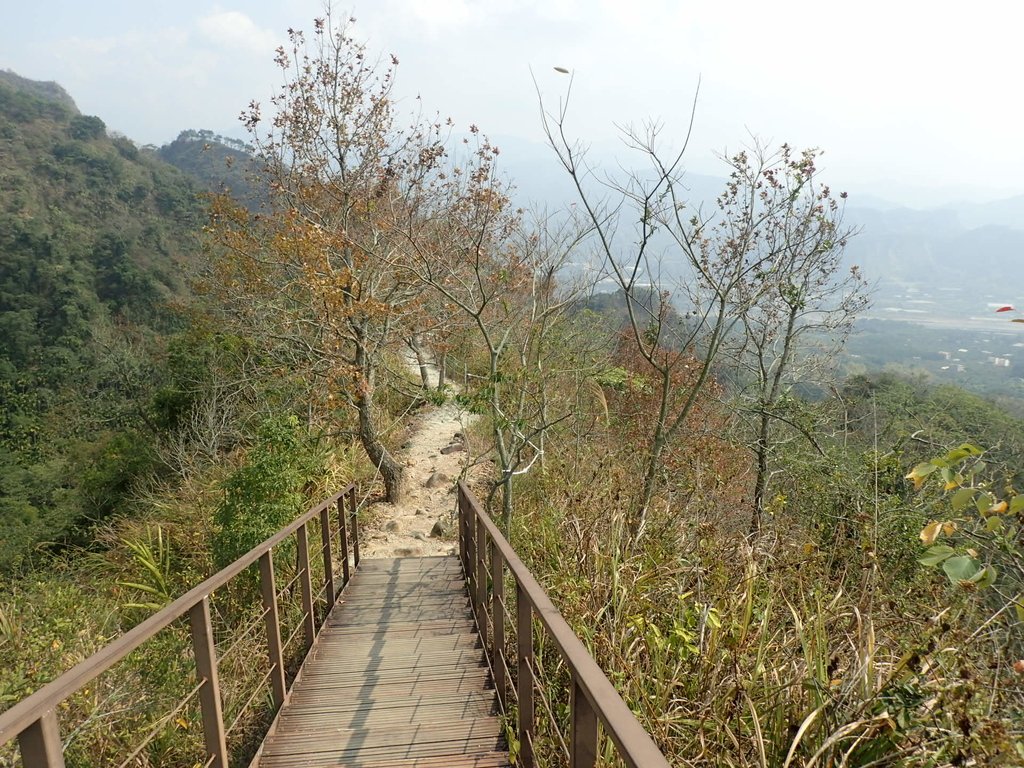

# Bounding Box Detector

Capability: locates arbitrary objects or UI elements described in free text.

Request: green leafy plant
[908,443,1024,619]
[212,415,322,568]
[117,525,174,611]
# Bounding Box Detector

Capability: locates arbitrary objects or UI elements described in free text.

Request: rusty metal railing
[0,483,360,768]
[457,481,670,768]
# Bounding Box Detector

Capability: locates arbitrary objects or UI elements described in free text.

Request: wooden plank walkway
[252,556,509,768]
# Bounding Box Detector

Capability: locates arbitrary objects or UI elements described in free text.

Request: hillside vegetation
[1,15,1022,768]
[0,71,205,569]
[153,129,260,207]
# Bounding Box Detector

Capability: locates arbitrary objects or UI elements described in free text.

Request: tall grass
[504,442,1024,766]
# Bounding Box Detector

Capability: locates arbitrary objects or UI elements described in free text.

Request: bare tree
[206,12,467,502]
[541,79,866,540]
[721,144,869,533]
[396,136,591,524]
[541,81,793,537]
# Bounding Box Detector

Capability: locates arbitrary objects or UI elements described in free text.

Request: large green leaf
[942,555,981,584]
[975,493,992,516]
[946,443,982,462]
[908,462,937,478]
[971,565,997,589]
[951,486,976,512]
[919,545,956,567]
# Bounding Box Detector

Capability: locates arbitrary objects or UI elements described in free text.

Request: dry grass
[504,439,1024,767]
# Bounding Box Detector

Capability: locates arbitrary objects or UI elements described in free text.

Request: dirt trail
[360,364,476,559]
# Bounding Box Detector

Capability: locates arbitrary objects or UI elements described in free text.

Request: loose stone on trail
[425,471,449,488]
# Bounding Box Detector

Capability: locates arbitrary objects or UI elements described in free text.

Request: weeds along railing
[457,482,670,768]
[0,483,360,768]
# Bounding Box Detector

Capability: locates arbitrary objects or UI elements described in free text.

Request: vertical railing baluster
[465,496,476,585]
[17,711,65,768]
[189,597,228,768]
[516,583,534,768]
[349,486,360,568]
[490,539,506,711]
[338,497,350,586]
[319,507,335,608]
[259,550,286,709]
[475,515,488,650]
[458,488,468,573]
[570,679,598,768]
[296,523,316,650]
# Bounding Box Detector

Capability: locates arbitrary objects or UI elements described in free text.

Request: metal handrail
[0,483,360,768]
[457,481,671,768]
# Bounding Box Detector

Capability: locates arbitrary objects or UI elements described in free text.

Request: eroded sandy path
[360,368,476,558]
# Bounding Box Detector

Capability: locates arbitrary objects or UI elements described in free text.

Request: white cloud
[6,0,1024,195]
[197,10,280,55]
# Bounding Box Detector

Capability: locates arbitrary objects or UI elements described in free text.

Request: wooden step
[252,557,507,768]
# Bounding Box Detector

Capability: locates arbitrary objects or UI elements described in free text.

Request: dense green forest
[1,19,1022,766]
[0,71,215,570]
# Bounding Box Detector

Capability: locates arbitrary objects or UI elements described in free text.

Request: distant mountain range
[487,134,1024,316]
[5,66,1023,333]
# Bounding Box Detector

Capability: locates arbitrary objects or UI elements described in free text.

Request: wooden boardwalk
[252,556,509,768]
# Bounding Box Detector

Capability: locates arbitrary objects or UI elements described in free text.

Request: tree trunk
[354,329,404,502]
[356,386,404,502]
[438,351,446,389]
[634,366,672,538]
[410,334,431,389]
[635,429,666,538]
[751,305,798,535]
[501,473,513,530]
[750,409,771,535]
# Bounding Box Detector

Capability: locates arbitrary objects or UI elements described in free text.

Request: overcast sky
[3,1,1022,207]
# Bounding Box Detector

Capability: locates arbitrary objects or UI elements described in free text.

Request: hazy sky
[3,1,1023,206]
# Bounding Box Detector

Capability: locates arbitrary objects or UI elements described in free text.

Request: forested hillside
[0,71,205,569]
[154,129,259,206]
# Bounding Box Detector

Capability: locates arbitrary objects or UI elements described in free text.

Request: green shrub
[78,430,160,523]
[212,415,323,568]
[68,114,106,141]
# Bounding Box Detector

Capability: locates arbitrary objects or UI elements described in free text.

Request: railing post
[296,523,316,650]
[338,497,350,586]
[259,550,287,710]
[17,711,65,768]
[475,514,488,650]
[490,539,506,712]
[570,679,598,768]
[516,582,534,768]
[349,486,360,568]
[189,597,228,768]
[319,507,335,607]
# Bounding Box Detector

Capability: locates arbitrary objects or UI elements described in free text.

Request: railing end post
[17,710,65,768]
[189,597,228,768]
[349,485,360,568]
